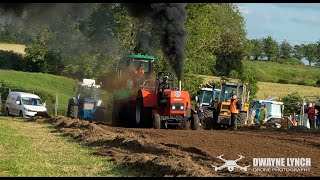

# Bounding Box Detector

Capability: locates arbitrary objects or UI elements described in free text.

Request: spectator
[258,104,268,126]
[307,102,316,129]
[195,102,204,125]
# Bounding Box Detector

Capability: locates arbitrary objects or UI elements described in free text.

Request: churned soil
[29,116,320,177]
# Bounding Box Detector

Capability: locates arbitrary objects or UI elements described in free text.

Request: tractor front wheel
[191,114,200,130]
[153,113,161,129]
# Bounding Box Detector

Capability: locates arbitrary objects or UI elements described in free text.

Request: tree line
[244,36,320,66]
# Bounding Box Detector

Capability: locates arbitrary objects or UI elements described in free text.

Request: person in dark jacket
[158,76,171,107]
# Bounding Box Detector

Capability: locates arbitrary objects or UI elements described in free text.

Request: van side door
[12,96,22,116]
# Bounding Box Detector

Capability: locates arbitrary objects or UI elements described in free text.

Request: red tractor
[135,72,200,130]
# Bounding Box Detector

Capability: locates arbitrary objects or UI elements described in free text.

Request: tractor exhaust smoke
[178,80,181,91]
[122,3,187,81]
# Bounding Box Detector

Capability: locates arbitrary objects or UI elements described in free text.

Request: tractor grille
[171,103,184,111]
[221,104,230,110]
[84,102,94,110]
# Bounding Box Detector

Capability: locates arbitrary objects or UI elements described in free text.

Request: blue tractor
[67,79,106,122]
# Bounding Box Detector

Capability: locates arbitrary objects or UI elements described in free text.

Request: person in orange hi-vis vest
[135,64,145,75]
[229,93,241,130]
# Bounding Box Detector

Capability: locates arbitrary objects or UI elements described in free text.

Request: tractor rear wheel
[135,96,143,128]
[69,104,78,119]
[153,113,161,129]
[191,114,200,130]
[112,102,120,126]
[236,112,247,126]
[203,109,214,130]
[95,107,107,123]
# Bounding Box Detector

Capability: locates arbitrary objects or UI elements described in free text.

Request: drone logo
[211,155,250,172]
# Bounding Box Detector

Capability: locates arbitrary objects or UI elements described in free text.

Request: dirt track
[30,116,320,177]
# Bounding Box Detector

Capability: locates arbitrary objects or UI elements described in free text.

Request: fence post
[55,93,58,117]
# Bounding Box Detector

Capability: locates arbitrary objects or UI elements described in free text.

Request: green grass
[0,116,136,177]
[0,70,77,115]
[243,60,320,86]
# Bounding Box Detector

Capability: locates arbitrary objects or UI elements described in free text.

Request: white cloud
[271,3,320,11]
[293,15,320,25]
[238,6,251,14]
[263,13,273,22]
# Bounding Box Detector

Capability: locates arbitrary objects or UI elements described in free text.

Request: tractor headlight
[180,106,184,110]
[24,107,29,111]
[172,106,176,110]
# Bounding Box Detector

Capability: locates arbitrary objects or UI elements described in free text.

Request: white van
[5,92,47,117]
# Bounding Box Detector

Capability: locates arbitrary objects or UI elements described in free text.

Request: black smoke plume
[123,3,187,80]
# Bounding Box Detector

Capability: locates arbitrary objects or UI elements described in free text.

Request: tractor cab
[126,54,155,76]
[77,79,101,102]
[196,87,221,109]
[67,79,103,121]
[121,54,155,89]
[207,81,250,129]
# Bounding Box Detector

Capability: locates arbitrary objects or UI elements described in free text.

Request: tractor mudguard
[72,97,79,105]
[139,89,157,108]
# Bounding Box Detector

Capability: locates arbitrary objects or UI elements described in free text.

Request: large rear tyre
[237,112,247,126]
[112,101,120,126]
[191,114,200,130]
[135,96,143,128]
[153,113,161,129]
[203,109,213,130]
[95,107,107,123]
[69,104,78,119]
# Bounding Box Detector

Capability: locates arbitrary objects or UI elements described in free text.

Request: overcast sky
[235,3,320,46]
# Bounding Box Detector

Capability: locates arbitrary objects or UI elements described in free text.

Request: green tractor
[102,54,155,127]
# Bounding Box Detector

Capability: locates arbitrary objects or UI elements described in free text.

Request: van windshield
[22,97,43,106]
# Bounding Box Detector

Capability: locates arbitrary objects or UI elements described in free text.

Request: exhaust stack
[178,80,182,91]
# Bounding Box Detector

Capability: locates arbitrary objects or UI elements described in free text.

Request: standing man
[230,93,241,130]
[258,104,268,126]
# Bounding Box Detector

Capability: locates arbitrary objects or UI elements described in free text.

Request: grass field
[0,70,77,115]
[0,43,26,55]
[0,116,136,177]
[243,60,320,86]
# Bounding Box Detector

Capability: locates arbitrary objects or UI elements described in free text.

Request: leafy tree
[250,39,263,60]
[282,92,303,114]
[25,27,52,63]
[301,43,317,66]
[292,45,303,61]
[214,30,244,77]
[262,36,279,61]
[242,39,253,60]
[279,40,292,63]
[185,3,246,75]
[240,67,259,101]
